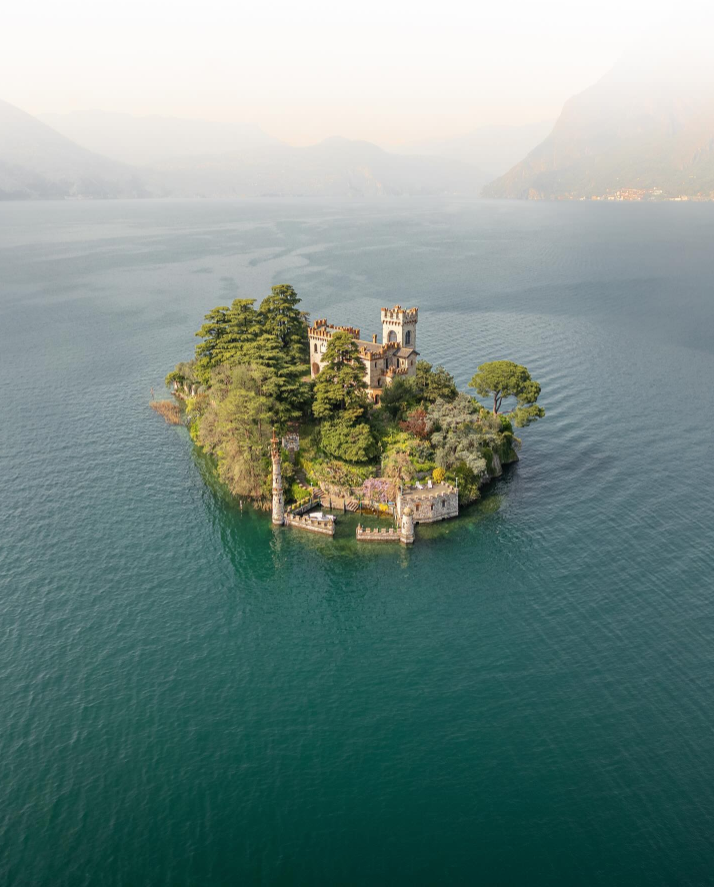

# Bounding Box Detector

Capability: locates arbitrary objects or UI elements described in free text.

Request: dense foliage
[164,285,309,502]
[163,285,542,507]
[189,284,310,423]
[415,361,458,403]
[196,364,276,502]
[313,331,376,462]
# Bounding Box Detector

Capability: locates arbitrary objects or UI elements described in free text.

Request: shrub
[321,418,376,463]
[399,407,430,440]
[454,462,481,506]
[432,467,446,484]
[412,440,434,463]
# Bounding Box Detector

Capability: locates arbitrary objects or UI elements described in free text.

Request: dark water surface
[1,199,714,886]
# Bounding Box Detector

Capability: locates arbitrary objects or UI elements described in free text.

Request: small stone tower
[382,305,418,350]
[271,429,284,526]
[400,505,415,545]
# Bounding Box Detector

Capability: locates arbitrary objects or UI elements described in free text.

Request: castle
[270,303,460,544]
[308,305,419,404]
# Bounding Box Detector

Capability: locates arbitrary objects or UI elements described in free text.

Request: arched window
[313,343,318,352]
[405,330,411,345]
[388,330,398,343]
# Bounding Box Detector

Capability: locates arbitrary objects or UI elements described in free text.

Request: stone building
[308,305,419,404]
[396,482,459,525]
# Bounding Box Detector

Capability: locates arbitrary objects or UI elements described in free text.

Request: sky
[0,0,698,146]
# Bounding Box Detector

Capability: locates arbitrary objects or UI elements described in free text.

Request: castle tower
[400,505,415,545]
[381,305,418,350]
[271,429,284,526]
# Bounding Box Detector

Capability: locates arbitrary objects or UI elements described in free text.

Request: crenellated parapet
[356,525,400,543]
[356,514,415,545]
[308,320,360,340]
[357,341,400,360]
[381,305,418,323]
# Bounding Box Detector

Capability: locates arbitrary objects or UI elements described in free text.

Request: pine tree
[194,298,259,383]
[313,332,369,420]
[252,285,310,421]
[313,332,375,461]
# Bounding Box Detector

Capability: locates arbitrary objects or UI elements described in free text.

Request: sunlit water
[1,199,714,886]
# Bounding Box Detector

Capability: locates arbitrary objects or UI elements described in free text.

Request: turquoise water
[1,199,714,886]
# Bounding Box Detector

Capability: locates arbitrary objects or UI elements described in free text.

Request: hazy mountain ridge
[394,121,554,177]
[0,100,147,199]
[0,102,491,199]
[146,136,491,198]
[483,61,714,200]
[38,110,280,166]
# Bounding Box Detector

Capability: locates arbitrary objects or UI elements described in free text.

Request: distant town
[571,189,714,202]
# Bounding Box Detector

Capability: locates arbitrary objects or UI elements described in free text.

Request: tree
[165,359,199,393]
[197,364,277,501]
[382,451,415,499]
[432,423,488,479]
[255,285,310,416]
[193,286,310,407]
[428,393,488,480]
[453,462,481,506]
[415,360,458,403]
[313,332,369,421]
[320,419,376,463]
[313,331,375,461]
[380,376,418,419]
[245,328,309,424]
[257,284,308,356]
[194,299,258,384]
[428,392,480,431]
[193,285,310,419]
[468,360,544,426]
[400,407,430,440]
[194,305,232,383]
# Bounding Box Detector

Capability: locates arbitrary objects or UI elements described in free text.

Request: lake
[1,198,713,886]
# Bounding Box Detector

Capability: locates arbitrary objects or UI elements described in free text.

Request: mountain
[145,136,492,198]
[483,53,714,200]
[0,100,147,199]
[394,121,553,177]
[38,110,280,167]
[1,102,490,200]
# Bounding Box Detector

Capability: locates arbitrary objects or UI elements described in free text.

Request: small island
[155,285,544,544]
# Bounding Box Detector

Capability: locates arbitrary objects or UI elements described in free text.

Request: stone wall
[356,525,400,543]
[285,514,335,536]
[397,484,459,524]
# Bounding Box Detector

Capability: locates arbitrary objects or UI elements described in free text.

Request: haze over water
[1,199,714,885]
